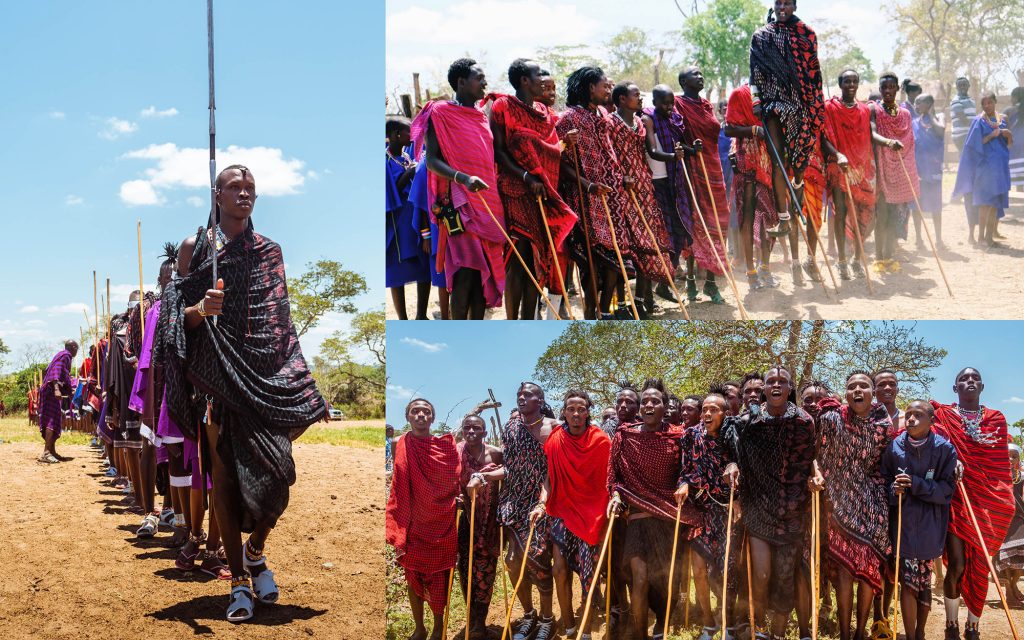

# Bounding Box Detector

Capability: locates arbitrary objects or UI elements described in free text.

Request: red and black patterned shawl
[608,422,697,523]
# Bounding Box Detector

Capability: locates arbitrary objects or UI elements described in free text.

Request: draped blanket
[608,423,696,523]
[952,114,1012,210]
[675,95,729,274]
[824,97,876,236]
[749,15,825,173]
[39,349,72,435]
[387,432,461,574]
[497,414,551,566]
[642,106,695,249]
[411,100,506,305]
[817,398,894,592]
[931,402,1013,616]
[873,104,919,204]
[458,442,501,605]
[129,300,162,432]
[159,224,327,532]
[545,423,610,545]
[489,94,577,288]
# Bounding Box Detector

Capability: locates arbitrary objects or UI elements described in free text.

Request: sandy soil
[0,441,385,639]
[388,179,1024,321]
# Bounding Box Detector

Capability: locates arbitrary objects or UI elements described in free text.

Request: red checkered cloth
[608,422,698,524]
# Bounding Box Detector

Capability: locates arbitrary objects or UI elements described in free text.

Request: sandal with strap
[226,581,255,623]
[869,618,892,640]
[176,532,206,571]
[243,545,279,603]
[201,550,232,580]
[136,513,159,538]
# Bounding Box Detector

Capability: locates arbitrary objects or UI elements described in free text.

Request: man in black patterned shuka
[161,165,327,623]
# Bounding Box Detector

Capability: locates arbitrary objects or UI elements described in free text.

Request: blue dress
[912,114,944,214]
[952,114,1011,218]
[385,148,430,288]
[408,155,446,288]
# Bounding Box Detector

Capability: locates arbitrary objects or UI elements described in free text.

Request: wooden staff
[680,157,749,320]
[811,192,841,294]
[605,515,612,638]
[627,190,690,320]
[890,492,903,638]
[475,193,562,319]
[536,195,574,320]
[93,272,101,382]
[465,495,476,640]
[578,512,617,638]
[663,499,685,639]
[958,480,1020,640]
[722,484,735,634]
[697,154,760,306]
[137,220,145,347]
[746,536,755,634]
[106,278,111,326]
[598,193,640,320]
[570,138,600,306]
[841,172,876,295]
[684,549,691,627]
[441,508,461,640]
[498,480,511,621]
[811,491,819,640]
[896,153,954,298]
[501,521,537,640]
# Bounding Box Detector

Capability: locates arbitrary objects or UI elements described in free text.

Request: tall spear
[207,0,218,326]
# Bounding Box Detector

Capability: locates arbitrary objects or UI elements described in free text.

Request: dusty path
[388,179,1024,321]
[0,441,385,639]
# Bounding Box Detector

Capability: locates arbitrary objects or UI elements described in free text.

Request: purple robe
[39,349,72,437]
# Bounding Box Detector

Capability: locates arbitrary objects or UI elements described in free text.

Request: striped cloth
[950,95,977,148]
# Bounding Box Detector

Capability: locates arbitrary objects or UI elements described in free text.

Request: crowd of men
[32,165,328,623]
[385,0,1022,320]
[386,367,1023,640]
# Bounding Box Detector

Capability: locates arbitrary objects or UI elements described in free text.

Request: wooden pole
[811,491,819,640]
[698,154,757,307]
[475,193,561,318]
[536,195,574,319]
[841,172,876,294]
[413,72,423,109]
[891,493,902,637]
[578,512,617,638]
[746,536,755,635]
[663,500,685,638]
[958,481,1020,640]
[465,496,476,640]
[598,194,640,320]
[441,508,461,640]
[498,480,511,622]
[570,141,600,306]
[627,190,690,319]
[106,278,111,324]
[680,157,750,320]
[722,484,735,634]
[606,524,612,639]
[137,220,145,349]
[810,192,841,294]
[685,548,691,627]
[896,153,955,298]
[501,522,537,640]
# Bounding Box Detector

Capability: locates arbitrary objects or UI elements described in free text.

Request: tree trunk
[654,49,665,86]
[800,320,826,388]
[783,322,802,374]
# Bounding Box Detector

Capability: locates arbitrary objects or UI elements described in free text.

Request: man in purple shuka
[38,340,78,464]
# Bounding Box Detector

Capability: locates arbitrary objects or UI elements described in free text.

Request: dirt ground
[388,177,1024,321]
[0,440,385,639]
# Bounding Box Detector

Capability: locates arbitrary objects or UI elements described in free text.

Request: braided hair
[566,66,606,108]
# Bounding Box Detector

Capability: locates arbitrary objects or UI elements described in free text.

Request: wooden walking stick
[746,536,755,635]
[958,480,1021,640]
[684,548,691,627]
[811,491,818,640]
[442,508,461,640]
[605,516,612,638]
[598,193,640,320]
[841,171,875,295]
[570,138,601,306]
[679,158,750,320]
[663,499,685,639]
[579,512,617,638]
[501,520,537,640]
[498,481,511,620]
[475,193,562,318]
[536,195,574,320]
[896,153,955,298]
[137,219,145,347]
[722,483,736,634]
[465,495,477,640]
[106,278,111,329]
[890,492,903,639]
[626,189,690,320]
[812,193,841,293]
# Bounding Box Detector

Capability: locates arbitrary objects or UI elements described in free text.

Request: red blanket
[545,424,611,545]
[386,432,462,574]
[608,423,700,524]
[823,97,876,236]
[932,402,1013,616]
[674,95,729,275]
[726,85,772,188]
[873,104,919,204]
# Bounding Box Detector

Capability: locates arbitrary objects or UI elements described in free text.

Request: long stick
[501,521,537,640]
[488,388,503,441]
[442,508,461,640]
[605,515,612,638]
[627,190,690,320]
[684,548,691,627]
[579,512,617,636]
[746,535,755,635]
[106,278,110,326]
[476,194,561,318]
[137,220,145,348]
[896,153,954,298]
[698,154,757,307]
[536,196,574,320]
[207,0,219,326]
[811,491,818,640]
[570,141,600,306]
[722,484,735,634]
[465,496,476,640]
[598,194,640,320]
[498,481,510,621]
[679,157,750,320]
[891,493,902,638]
[958,481,1020,640]
[840,172,876,295]
[663,500,684,639]
[812,192,841,293]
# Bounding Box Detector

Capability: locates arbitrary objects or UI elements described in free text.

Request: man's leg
[900,584,919,640]
[449,268,475,320]
[874,201,889,263]
[628,555,651,640]
[204,420,245,580]
[740,181,760,288]
[140,440,156,515]
[965,192,976,243]
[691,551,716,630]
[408,585,430,640]
[391,287,409,320]
[552,545,576,632]
[505,240,527,320]
[749,536,772,635]
[468,270,487,321]
[437,287,450,320]
[415,280,432,320]
[835,566,855,640]
[854,581,874,639]
[944,534,966,632]
[764,115,791,229]
[600,268,619,316]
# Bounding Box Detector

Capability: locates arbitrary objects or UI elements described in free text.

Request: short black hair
[641,377,670,403]
[872,368,898,382]
[386,116,411,138]
[652,84,673,103]
[740,371,764,390]
[405,397,435,417]
[955,367,981,382]
[765,365,793,382]
[447,57,478,91]
[508,58,538,90]
[612,81,635,108]
[215,164,251,190]
[799,378,831,394]
[980,91,997,103]
[838,68,860,85]
[683,394,703,404]
[878,71,899,86]
[566,66,606,108]
[708,381,729,397]
[916,93,935,106]
[846,369,875,388]
[906,399,935,418]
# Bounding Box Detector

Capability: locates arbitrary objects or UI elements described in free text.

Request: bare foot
[408,627,428,640]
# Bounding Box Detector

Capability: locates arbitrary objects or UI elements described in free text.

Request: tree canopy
[287,259,367,338]
[681,0,765,97]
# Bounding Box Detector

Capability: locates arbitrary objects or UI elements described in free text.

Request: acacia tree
[681,0,765,98]
[817,27,876,95]
[288,259,367,338]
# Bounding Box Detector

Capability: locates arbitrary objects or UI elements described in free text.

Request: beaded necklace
[954,403,996,444]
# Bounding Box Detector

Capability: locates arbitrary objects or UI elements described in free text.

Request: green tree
[0,337,9,372]
[288,260,367,338]
[1012,418,1024,448]
[681,0,765,97]
[818,27,876,94]
[534,321,946,408]
[311,308,385,420]
[533,44,602,104]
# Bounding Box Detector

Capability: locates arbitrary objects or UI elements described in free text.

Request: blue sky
[386,321,1024,430]
[0,2,382,371]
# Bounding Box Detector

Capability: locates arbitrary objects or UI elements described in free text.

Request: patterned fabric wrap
[996,480,1024,571]
[643,106,695,251]
[824,97,876,236]
[817,398,894,593]
[457,443,500,608]
[873,104,919,204]
[548,515,599,595]
[159,223,327,532]
[900,557,934,606]
[608,422,697,523]
[497,414,551,574]
[749,16,825,173]
[38,349,73,436]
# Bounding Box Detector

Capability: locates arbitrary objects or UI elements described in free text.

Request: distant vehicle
[328,408,344,420]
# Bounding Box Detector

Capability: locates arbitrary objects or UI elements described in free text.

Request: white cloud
[120,179,164,206]
[119,144,306,204]
[1005,396,1024,404]
[65,194,84,206]
[186,196,205,207]
[47,303,89,314]
[306,170,320,180]
[49,111,65,120]
[387,383,415,401]
[19,305,40,313]
[25,320,45,327]
[140,106,179,118]
[99,117,138,140]
[400,336,448,353]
